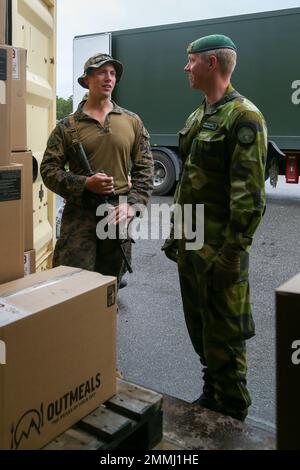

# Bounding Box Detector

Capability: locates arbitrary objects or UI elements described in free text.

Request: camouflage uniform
[175,84,267,420]
[41,100,153,284]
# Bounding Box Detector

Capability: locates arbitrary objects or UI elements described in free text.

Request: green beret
[187,34,237,54]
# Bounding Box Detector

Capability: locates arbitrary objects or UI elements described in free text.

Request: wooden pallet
[44,379,163,450]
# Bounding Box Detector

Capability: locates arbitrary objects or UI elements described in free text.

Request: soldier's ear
[83,75,90,88]
[208,54,217,70]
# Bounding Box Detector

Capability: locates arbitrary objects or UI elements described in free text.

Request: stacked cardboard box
[11,47,27,152]
[0,45,27,152]
[0,45,12,166]
[0,164,24,284]
[0,266,117,449]
[0,43,33,278]
[11,152,33,253]
[9,45,33,273]
[0,44,25,283]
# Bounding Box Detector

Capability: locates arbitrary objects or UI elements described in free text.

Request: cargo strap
[67,114,80,146]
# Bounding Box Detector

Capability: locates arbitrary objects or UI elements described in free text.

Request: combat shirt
[176,84,267,253]
[41,100,154,206]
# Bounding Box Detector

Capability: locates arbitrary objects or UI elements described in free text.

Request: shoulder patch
[236,121,257,145]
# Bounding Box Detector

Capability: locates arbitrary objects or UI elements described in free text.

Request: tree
[56,95,73,120]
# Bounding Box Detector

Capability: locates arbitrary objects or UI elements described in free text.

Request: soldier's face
[184,53,209,90]
[85,64,117,98]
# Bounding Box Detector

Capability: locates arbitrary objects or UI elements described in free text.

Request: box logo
[11,405,44,450]
[10,373,101,449]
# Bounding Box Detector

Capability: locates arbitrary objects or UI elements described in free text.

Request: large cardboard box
[0,0,6,44]
[0,46,27,155]
[0,163,24,284]
[11,47,27,151]
[0,266,117,450]
[0,46,12,166]
[11,151,33,250]
[276,273,300,450]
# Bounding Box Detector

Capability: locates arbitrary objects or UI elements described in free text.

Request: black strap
[67,114,80,146]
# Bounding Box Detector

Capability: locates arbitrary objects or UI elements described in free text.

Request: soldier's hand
[213,246,240,290]
[107,203,135,226]
[127,175,132,189]
[85,172,114,195]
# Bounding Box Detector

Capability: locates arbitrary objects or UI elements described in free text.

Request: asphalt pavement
[117,177,300,429]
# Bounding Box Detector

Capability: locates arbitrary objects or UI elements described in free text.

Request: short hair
[201,48,237,76]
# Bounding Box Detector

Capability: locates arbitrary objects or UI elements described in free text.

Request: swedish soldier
[162,35,267,420]
[41,53,154,288]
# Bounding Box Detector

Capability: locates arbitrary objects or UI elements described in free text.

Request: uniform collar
[74,99,123,121]
[203,83,240,115]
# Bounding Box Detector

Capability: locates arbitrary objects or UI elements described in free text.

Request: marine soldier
[163,35,267,420]
[41,53,154,287]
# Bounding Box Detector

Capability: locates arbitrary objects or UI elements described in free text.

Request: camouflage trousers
[177,246,255,420]
[53,201,131,287]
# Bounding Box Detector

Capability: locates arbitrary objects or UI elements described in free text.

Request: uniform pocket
[191,133,226,173]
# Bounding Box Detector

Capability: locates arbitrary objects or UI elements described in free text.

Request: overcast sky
[57,0,300,98]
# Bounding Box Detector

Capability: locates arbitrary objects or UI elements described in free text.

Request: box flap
[276,272,300,295]
[0,266,116,326]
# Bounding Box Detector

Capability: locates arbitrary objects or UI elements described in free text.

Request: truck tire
[152,149,176,196]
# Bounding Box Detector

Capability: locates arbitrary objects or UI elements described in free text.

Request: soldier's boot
[223,408,247,421]
[213,379,250,422]
[194,392,247,421]
[193,372,223,413]
[216,394,248,421]
[193,368,248,420]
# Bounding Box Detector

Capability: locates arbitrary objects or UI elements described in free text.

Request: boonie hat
[78,53,124,88]
[187,34,237,54]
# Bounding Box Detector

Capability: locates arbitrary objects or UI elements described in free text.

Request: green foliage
[56,95,73,120]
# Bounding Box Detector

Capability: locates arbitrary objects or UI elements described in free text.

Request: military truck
[73,7,300,195]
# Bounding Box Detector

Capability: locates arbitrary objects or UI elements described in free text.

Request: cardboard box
[24,249,35,275]
[11,47,27,151]
[11,151,33,250]
[0,0,6,44]
[0,163,24,284]
[0,46,12,166]
[276,273,300,450]
[0,266,117,450]
[0,46,27,155]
